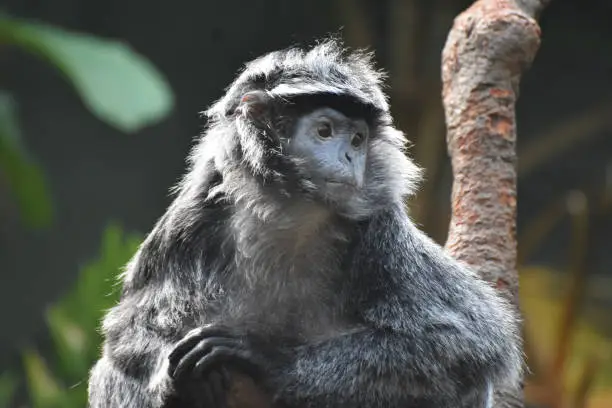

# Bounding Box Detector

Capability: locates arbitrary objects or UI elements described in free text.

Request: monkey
[87,39,523,408]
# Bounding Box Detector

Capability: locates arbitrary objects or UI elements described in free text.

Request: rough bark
[441,0,552,407]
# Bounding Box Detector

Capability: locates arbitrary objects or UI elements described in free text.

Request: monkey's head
[197,39,421,220]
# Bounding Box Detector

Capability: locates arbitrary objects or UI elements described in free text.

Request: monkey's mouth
[325,179,358,188]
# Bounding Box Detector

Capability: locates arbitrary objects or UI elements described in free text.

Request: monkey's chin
[318,181,370,220]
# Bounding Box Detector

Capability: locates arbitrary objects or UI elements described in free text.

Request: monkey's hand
[168,325,266,408]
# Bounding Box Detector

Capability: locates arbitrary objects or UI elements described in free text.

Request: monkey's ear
[236,90,272,122]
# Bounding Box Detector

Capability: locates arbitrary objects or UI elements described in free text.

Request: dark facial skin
[283,107,369,210]
[235,90,376,219]
[287,107,368,187]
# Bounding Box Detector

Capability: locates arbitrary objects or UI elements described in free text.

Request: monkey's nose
[345,152,353,163]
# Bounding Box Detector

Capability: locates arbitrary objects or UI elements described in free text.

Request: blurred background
[0,0,610,407]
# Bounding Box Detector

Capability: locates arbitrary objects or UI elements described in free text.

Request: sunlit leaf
[590,391,612,408]
[520,266,612,391]
[22,350,64,408]
[49,224,141,367]
[45,307,89,382]
[0,14,174,133]
[0,91,53,227]
[58,224,140,334]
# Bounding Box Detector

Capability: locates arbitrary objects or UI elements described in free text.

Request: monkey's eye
[317,123,333,139]
[351,132,365,148]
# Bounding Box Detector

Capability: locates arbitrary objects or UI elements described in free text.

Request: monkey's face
[284,107,371,216]
[226,90,418,219]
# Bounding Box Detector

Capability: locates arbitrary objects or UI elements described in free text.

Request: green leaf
[22,350,65,408]
[0,14,174,133]
[50,224,141,363]
[0,91,53,227]
[0,371,18,407]
[45,307,89,382]
[15,225,142,408]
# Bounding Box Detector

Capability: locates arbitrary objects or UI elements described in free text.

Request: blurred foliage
[0,13,174,133]
[517,189,612,408]
[0,92,51,227]
[0,372,18,408]
[0,12,169,407]
[2,225,142,408]
[521,267,612,407]
[0,12,174,228]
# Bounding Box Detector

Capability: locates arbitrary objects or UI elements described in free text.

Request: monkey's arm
[269,204,521,407]
[88,287,177,408]
[87,278,228,408]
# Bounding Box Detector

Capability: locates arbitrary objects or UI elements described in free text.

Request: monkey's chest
[224,220,351,339]
[224,266,349,340]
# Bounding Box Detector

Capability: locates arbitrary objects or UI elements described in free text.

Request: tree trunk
[441,0,552,407]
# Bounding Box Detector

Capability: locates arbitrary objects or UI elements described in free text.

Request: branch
[441,0,552,407]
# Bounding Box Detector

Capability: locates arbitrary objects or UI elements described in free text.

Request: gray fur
[88,39,523,408]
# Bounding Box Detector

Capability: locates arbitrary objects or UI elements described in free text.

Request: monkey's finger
[172,342,211,380]
[172,337,243,380]
[193,346,258,378]
[193,346,233,376]
[169,328,215,364]
[169,326,235,366]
